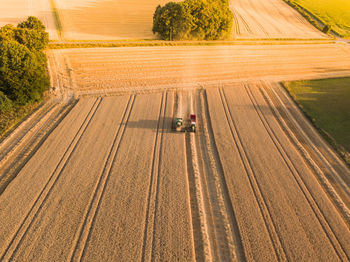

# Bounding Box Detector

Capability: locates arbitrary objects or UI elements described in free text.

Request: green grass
[47,39,334,49]
[0,101,42,140]
[284,78,350,165]
[288,0,350,37]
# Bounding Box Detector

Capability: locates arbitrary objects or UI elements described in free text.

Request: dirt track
[230,0,326,38]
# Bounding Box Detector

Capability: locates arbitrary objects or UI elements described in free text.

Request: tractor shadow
[124,117,184,134]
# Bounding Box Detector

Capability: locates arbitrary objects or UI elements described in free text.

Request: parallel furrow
[140,92,167,262]
[245,84,349,261]
[0,100,78,195]
[0,97,102,262]
[260,84,350,224]
[218,87,288,261]
[69,95,135,262]
[198,89,245,261]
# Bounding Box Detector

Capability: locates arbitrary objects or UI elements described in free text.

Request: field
[229,0,326,39]
[54,0,182,40]
[1,84,350,261]
[1,0,350,261]
[1,44,350,261]
[290,0,350,37]
[46,44,350,95]
[285,78,350,161]
[0,0,58,40]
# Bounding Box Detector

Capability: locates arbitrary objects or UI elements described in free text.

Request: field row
[0,84,349,261]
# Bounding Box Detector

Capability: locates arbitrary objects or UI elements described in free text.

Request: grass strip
[283,78,350,166]
[47,40,334,49]
[0,101,42,141]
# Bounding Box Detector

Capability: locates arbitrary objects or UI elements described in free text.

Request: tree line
[0,16,50,114]
[152,0,233,40]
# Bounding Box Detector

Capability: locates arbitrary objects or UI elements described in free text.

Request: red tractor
[189,114,196,132]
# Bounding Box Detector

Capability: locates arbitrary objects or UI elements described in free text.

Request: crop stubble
[229,0,326,38]
[1,43,350,260]
[48,44,350,94]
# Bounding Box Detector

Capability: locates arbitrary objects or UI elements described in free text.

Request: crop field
[46,44,350,94]
[1,43,350,261]
[0,83,350,261]
[0,0,58,40]
[54,0,182,40]
[230,0,326,39]
[290,0,350,37]
[1,0,350,260]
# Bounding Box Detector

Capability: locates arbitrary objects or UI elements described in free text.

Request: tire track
[245,84,349,261]
[197,89,245,261]
[0,101,78,195]
[186,130,213,262]
[231,10,241,36]
[68,95,135,262]
[140,92,167,262]
[0,101,57,164]
[0,97,102,262]
[218,87,288,261]
[260,84,350,224]
[268,83,350,199]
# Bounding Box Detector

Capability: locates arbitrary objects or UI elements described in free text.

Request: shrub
[0,91,13,113]
[153,0,233,40]
[323,25,331,33]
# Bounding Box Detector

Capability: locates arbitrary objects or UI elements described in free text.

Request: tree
[17,16,46,32]
[0,41,49,104]
[153,2,192,40]
[153,0,233,40]
[14,28,49,51]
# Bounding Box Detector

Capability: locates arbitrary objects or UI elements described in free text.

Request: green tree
[14,28,49,51]
[153,0,233,40]
[17,16,46,32]
[153,2,192,40]
[0,41,49,104]
[0,24,16,42]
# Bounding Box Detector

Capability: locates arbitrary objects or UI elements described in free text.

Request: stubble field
[230,0,326,38]
[1,43,350,261]
[1,0,350,261]
[54,0,182,40]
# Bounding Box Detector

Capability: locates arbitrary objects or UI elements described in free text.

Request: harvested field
[0,83,349,261]
[54,0,181,40]
[0,0,59,40]
[230,0,326,38]
[47,44,350,94]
